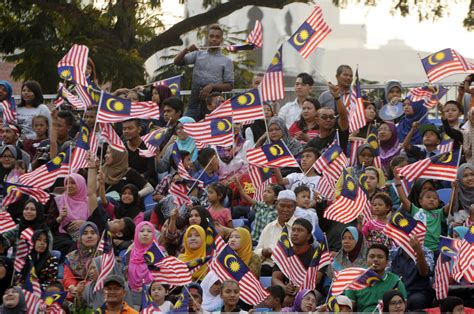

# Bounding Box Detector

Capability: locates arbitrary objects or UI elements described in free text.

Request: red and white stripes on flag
[382,217,426,261]
[259,45,284,102]
[57,44,89,87]
[324,187,369,224]
[99,123,126,152]
[93,250,115,292]
[316,175,335,201]
[169,182,191,207]
[24,290,41,314]
[0,211,17,233]
[1,99,17,123]
[348,72,366,133]
[452,229,474,283]
[246,141,300,168]
[331,267,368,295]
[348,139,365,166]
[422,49,474,83]
[2,185,50,207]
[151,256,193,286]
[183,118,234,146]
[205,100,233,120]
[59,85,86,110]
[434,255,451,300]
[14,227,34,272]
[247,20,263,48]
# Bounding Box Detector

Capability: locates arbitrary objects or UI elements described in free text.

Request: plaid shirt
[251,201,278,242]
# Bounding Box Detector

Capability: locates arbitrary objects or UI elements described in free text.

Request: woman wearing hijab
[0,287,27,314]
[327,226,367,280]
[101,147,152,197]
[379,121,401,172]
[127,221,156,293]
[228,227,261,278]
[15,229,58,291]
[0,258,14,306]
[100,183,144,225]
[407,179,437,208]
[63,222,100,299]
[451,163,474,226]
[453,226,468,240]
[397,99,429,145]
[382,290,407,314]
[348,143,377,181]
[0,146,22,187]
[201,271,223,312]
[281,289,317,312]
[179,225,208,282]
[255,116,303,157]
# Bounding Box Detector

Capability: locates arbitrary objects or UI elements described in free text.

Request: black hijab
[30,229,51,273]
[382,290,406,313]
[18,199,47,233]
[0,287,27,313]
[115,184,142,220]
[0,257,13,305]
[407,179,435,208]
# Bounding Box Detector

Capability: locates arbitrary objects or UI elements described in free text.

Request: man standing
[319,65,353,111]
[278,73,314,128]
[174,24,234,120]
[100,274,138,313]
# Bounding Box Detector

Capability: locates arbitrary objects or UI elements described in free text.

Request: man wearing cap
[100,274,138,313]
[255,190,297,276]
[272,217,319,306]
[402,122,441,160]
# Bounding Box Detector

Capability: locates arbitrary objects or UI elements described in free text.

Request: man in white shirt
[254,190,297,276]
[278,73,314,128]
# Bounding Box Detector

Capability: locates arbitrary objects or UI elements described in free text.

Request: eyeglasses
[319,115,335,121]
[389,300,405,306]
[2,155,14,159]
[268,128,282,132]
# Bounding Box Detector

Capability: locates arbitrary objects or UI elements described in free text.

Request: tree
[333,0,474,31]
[0,0,310,93]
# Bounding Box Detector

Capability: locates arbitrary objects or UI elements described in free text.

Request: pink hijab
[128,221,155,291]
[55,173,89,233]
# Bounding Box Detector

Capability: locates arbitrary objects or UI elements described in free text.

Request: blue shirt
[389,247,434,293]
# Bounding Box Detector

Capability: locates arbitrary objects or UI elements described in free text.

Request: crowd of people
[0,23,473,313]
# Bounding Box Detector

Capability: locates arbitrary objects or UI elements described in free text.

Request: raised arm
[273,168,289,186]
[174,44,198,66]
[402,121,419,152]
[87,154,98,214]
[233,178,257,206]
[329,83,349,131]
[394,170,412,212]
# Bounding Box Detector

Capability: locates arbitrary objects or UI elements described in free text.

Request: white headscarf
[201,271,223,312]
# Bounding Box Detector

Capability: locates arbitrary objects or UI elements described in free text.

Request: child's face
[150,283,167,304]
[422,131,440,146]
[461,168,474,189]
[419,190,439,210]
[121,189,134,205]
[358,148,374,167]
[300,152,317,172]
[443,103,461,122]
[209,281,221,297]
[138,225,154,246]
[207,187,219,203]
[262,187,276,204]
[32,118,48,137]
[296,190,311,209]
[365,170,378,191]
[15,164,26,175]
[372,198,389,217]
[403,100,414,116]
[183,155,192,169]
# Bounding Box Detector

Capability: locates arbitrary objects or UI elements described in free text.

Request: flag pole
[143,74,183,88]
[447,145,463,217]
[186,155,217,196]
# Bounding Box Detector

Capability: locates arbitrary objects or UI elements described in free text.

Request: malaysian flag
[14,227,34,272]
[23,264,42,314]
[206,224,226,257]
[71,121,92,171]
[288,6,331,59]
[146,242,193,286]
[313,139,348,180]
[19,149,71,189]
[141,283,160,313]
[97,92,160,123]
[302,243,322,290]
[272,226,307,286]
[367,128,382,169]
[438,133,454,154]
[183,117,234,146]
[205,99,233,120]
[76,84,100,107]
[153,75,182,97]
[246,140,299,168]
[331,267,382,295]
[316,175,335,201]
[452,225,474,283]
[259,45,284,101]
[41,291,67,313]
[348,138,365,166]
[349,69,367,133]
[398,149,461,182]
[171,287,190,313]
[323,168,369,224]
[211,244,269,305]
[139,127,168,157]
[229,89,264,123]
[186,256,213,274]
[57,44,89,87]
[383,211,426,261]
[249,165,274,201]
[421,48,474,83]
[225,20,263,52]
[171,144,203,188]
[99,123,126,153]
[409,85,449,109]
[1,96,17,123]
[94,229,115,292]
[319,236,332,268]
[0,210,16,233]
[169,182,192,207]
[2,182,50,207]
[58,85,86,110]
[434,254,451,300]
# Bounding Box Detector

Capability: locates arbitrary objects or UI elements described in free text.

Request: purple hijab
[379,121,401,169]
[281,289,313,312]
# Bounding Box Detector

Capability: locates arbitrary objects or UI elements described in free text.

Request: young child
[394,171,455,251]
[207,183,233,228]
[194,148,220,186]
[150,281,172,312]
[23,114,49,158]
[293,185,319,233]
[403,122,441,160]
[362,192,393,247]
[264,285,285,312]
[14,160,27,175]
[233,178,283,242]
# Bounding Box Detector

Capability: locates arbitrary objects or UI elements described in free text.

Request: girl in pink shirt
[207,183,233,228]
[362,192,393,248]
